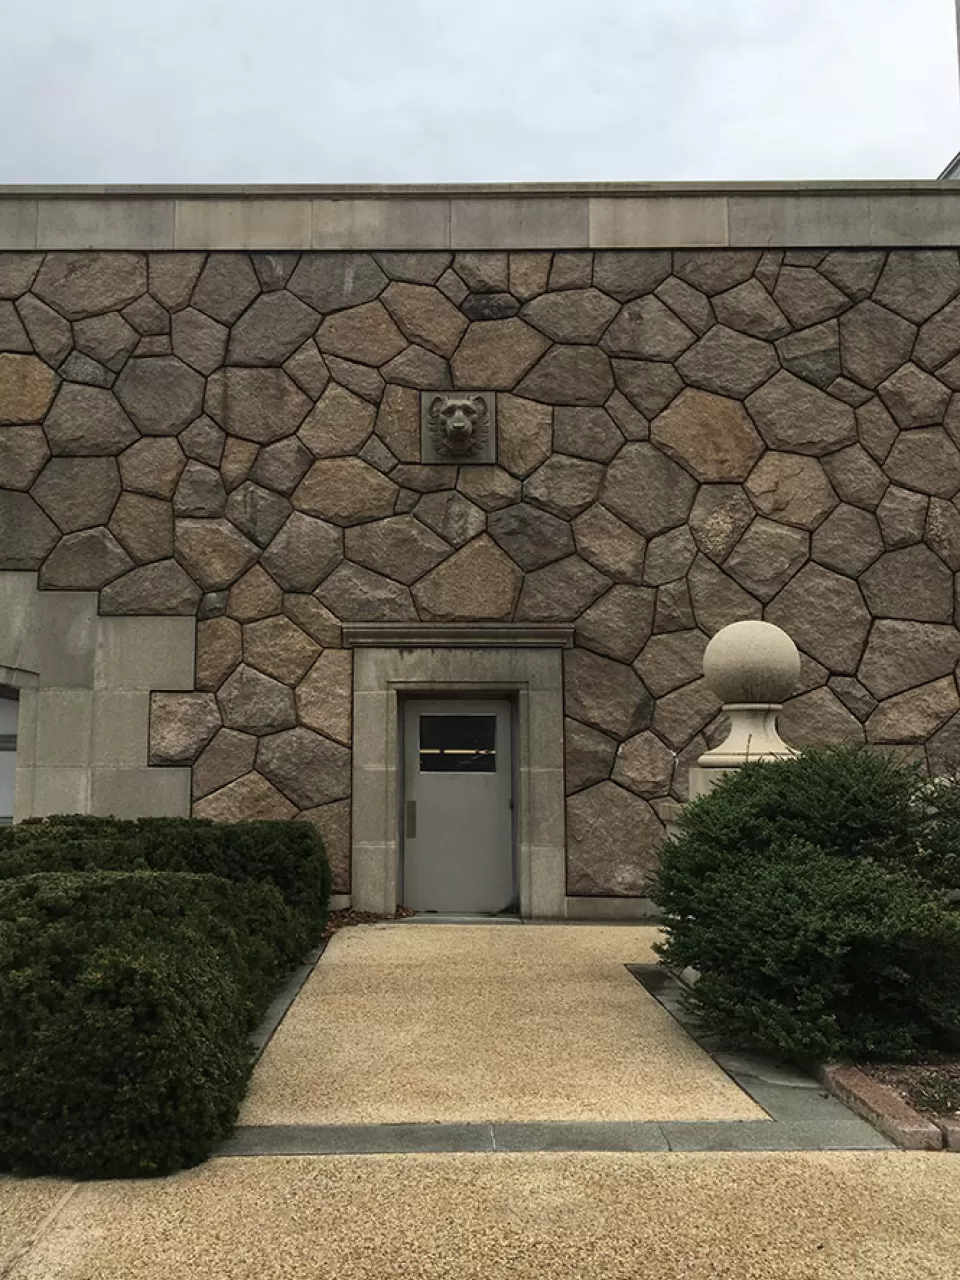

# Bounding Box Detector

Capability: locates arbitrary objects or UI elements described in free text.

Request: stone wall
[2,246,960,897]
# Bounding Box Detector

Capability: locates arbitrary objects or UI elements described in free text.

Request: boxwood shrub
[0,816,332,1178]
[0,814,331,947]
[654,748,960,1061]
[0,870,292,1178]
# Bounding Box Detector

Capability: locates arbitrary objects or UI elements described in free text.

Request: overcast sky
[1,0,957,183]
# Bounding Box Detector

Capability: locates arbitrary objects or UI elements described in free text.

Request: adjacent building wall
[2,186,960,903]
[0,574,194,820]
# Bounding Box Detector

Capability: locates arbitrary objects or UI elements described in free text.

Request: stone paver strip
[9,1152,960,1280]
[239,924,764,1125]
[222,1114,887,1156]
[627,964,890,1149]
[938,1117,960,1151]
[248,946,324,1063]
[222,1123,497,1156]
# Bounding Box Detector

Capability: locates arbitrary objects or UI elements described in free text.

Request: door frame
[350,643,567,920]
[398,691,518,911]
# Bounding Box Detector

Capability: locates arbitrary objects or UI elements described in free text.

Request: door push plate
[405,800,417,839]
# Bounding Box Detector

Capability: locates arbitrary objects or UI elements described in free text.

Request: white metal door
[402,698,515,914]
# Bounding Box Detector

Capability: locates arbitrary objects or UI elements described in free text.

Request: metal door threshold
[385,914,523,924]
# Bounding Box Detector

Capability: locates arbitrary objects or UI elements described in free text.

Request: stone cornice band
[3,183,960,251]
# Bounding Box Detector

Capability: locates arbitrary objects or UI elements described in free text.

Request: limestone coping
[3,182,960,250]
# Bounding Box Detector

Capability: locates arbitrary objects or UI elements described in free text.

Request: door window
[419,715,496,773]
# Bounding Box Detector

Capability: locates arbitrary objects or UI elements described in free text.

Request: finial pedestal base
[697,703,798,770]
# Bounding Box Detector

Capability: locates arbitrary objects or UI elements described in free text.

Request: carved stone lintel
[342,622,574,648]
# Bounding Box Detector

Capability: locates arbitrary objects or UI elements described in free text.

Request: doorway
[401,697,516,914]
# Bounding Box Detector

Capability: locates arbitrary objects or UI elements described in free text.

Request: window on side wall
[0,689,18,827]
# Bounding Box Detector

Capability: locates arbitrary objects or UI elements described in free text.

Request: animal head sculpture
[426,394,490,458]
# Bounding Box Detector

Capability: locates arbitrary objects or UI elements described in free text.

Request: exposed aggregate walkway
[239,924,762,1126]
[4,1152,959,1280]
[2,922,951,1280]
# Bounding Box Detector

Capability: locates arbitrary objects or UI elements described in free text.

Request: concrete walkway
[2,923,956,1279]
[5,1152,960,1279]
[240,924,762,1125]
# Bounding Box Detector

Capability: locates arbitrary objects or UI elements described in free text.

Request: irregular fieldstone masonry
[4,245,960,896]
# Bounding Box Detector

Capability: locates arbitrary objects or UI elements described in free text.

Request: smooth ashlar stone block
[35,591,99,690]
[89,766,191,818]
[866,194,960,247]
[312,199,450,250]
[450,198,589,249]
[589,197,728,248]
[37,199,174,250]
[29,766,91,815]
[0,199,38,250]
[93,615,196,691]
[34,689,94,768]
[90,690,150,769]
[175,199,311,250]
[727,195,874,247]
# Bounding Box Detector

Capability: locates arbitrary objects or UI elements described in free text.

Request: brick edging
[817,1063,944,1150]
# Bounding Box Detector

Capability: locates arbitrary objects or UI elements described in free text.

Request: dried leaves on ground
[859,1059,960,1119]
[322,906,416,941]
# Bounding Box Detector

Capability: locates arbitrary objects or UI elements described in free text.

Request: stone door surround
[348,625,568,919]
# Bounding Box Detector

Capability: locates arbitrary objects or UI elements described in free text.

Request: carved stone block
[420,391,496,465]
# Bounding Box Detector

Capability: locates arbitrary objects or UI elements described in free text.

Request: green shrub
[660,747,927,876]
[0,813,331,1178]
[654,748,960,1060]
[661,839,960,1059]
[0,815,331,947]
[0,870,284,1178]
[914,776,960,895]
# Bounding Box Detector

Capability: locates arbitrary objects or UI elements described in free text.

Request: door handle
[405,800,417,838]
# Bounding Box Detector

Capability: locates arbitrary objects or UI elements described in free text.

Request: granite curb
[249,942,326,1065]
[627,965,891,1151]
[655,960,952,1153]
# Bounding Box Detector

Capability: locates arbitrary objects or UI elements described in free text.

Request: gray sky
[1,0,957,183]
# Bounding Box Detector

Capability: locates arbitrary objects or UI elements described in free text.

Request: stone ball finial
[703,620,801,705]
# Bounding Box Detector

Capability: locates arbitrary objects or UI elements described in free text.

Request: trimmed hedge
[654,748,960,1061]
[0,872,282,1177]
[0,816,332,1178]
[0,814,331,946]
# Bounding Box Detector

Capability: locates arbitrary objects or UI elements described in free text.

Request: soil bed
[859,1058,960,1121]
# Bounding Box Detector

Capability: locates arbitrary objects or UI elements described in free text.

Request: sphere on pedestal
[702,620,800,706]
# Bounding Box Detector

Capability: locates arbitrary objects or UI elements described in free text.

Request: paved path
[5,1152,960,1279]
[2,922,954,1279]
[239,924,762,1125]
